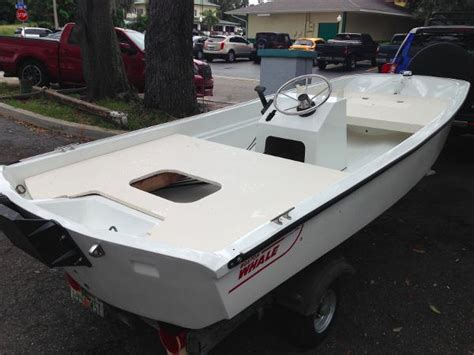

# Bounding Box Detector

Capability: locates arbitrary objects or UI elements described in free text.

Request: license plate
[70,287,105,317]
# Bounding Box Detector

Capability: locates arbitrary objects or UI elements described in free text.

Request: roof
[194,0,219,8]
[227,0,412,17]
[218,19,240,26]
[135,0,219,5]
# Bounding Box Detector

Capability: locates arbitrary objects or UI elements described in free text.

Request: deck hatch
[130,172,221,203]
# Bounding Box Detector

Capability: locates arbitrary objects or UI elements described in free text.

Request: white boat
[0,73,470,352]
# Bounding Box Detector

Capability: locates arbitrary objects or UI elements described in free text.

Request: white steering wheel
[273,74,332,116]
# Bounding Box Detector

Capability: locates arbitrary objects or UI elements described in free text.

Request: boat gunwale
[0,75,470,276]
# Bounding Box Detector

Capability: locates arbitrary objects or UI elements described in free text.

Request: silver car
[203,35,253,63]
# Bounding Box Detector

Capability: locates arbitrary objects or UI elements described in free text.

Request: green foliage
[27,0,76,26]
[112,0,136,27]
[409,0,474,24]
[0,24,20,36]
[126,15,148,32]
[0,0,16,24]
[36,21,53,29]
[201,9,219,28]
[209,0,248,21]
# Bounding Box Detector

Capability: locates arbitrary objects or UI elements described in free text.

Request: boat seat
[345,93,449,134]
[24,134,348,252]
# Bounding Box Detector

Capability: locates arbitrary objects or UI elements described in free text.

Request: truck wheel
[371,57,377,67]
[226,50,235,63]
[318,60,327,70]
[288,282,339,349]
[345,56,356,71]
[19,60,49,87]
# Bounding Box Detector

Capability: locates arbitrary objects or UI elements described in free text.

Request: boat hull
[58,123,450,329]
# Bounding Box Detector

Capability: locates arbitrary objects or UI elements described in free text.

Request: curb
[0,102,125,139]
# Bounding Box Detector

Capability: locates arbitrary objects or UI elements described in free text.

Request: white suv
[203,35,253,63]
[14,27,53,38]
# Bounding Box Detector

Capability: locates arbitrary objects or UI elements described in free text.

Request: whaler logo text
[238,244,280,280]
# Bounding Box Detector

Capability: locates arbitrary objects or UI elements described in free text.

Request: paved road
[210,60,375,104]
[0,113,473,354]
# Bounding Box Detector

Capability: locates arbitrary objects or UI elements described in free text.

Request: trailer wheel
[19,59,50,87]
[287,281,339,349]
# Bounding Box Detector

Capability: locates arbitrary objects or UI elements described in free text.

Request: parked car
[193,35,207,60]
[316,33,378,71]
[203,35,253,63]
[289,37,326,65]
[0,23,214,96]
[380,26,474,132]
[289,37,325,51]
[376,33,406,71]
[14,27,53,38]
[252,32,292,63]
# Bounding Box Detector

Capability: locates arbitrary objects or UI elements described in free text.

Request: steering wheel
[273,74,332,116]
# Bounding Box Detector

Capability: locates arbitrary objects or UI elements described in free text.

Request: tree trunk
[144,0,198,117]
[76,0,132,100]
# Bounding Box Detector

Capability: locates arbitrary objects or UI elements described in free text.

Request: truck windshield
[125,30,145,51]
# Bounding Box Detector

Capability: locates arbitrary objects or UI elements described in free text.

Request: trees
[0,0,16,24]
[28,0,76,27]
[409,0,474,25]
[210,0,249,21]
[202,9,219,30]
[144,0,198,117]
[76,0,132,100]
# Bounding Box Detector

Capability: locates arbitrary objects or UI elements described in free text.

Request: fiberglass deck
[24,134,347,252]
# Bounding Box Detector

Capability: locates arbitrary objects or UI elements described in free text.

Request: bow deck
[24,134,347,252]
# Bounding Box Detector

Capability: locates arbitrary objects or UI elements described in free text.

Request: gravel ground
[0,114,473,354]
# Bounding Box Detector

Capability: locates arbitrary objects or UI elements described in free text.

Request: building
[127,0,240,34]
[193,0,241,33]
[127,0,147,19]
[227,0,419,41]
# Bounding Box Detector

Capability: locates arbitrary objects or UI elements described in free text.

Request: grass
[97,99,175,131]
[0,83,19,96]
[0,23,41,36]
[0,83,174,131]
[0,24,20,36]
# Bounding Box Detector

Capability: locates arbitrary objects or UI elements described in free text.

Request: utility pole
[52,0,59,29]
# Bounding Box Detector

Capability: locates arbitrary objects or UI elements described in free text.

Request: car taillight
[381,63,397,73]
[65,272,81,291]
[220,42,225,50]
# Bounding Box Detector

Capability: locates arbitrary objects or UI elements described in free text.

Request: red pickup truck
[0,23,213,96]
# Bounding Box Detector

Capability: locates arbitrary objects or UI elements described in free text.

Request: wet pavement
[0,113,473,354]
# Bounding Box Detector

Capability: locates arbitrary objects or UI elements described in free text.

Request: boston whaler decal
[228,225,304,293]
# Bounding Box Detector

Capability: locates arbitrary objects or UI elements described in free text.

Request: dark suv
[382,26,474,132]
[253,32,292,63]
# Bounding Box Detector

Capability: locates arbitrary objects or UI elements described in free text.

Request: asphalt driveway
[0,114,473,354]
